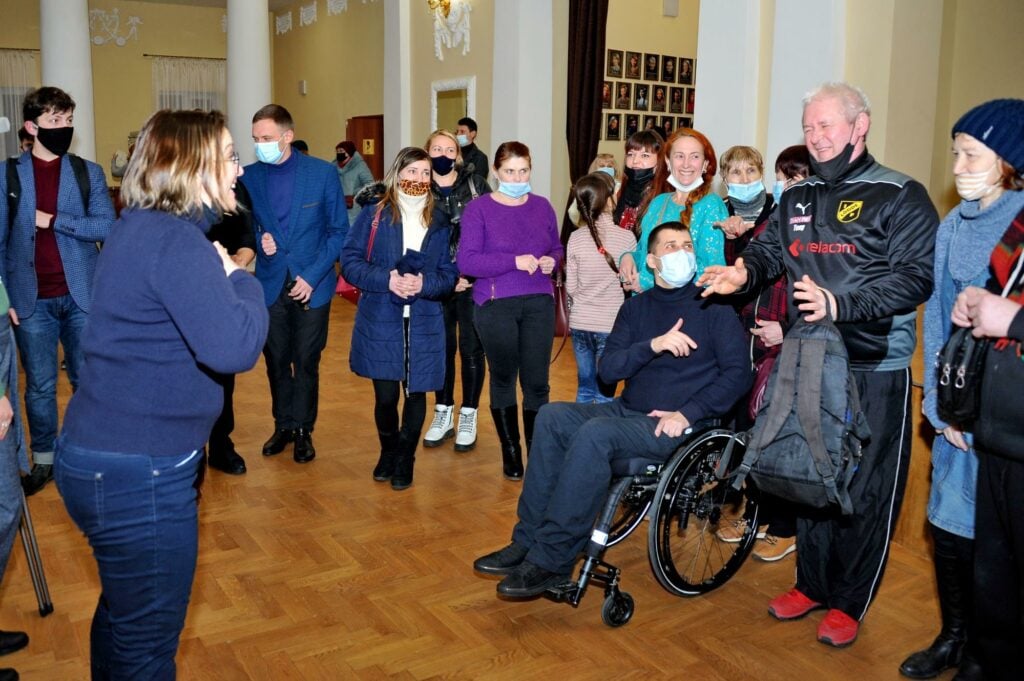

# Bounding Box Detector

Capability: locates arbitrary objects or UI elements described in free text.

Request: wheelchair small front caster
[601,591,634,627]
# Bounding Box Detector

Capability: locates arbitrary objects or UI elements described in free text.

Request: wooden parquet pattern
[0,302,942,680]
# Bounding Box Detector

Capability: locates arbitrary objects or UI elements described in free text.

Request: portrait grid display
[603,49,696,140]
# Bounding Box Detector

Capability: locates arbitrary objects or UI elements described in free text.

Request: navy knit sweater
[599,282,751,423]
[62,208,269,455]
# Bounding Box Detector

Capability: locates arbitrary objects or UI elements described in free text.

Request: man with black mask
[0,87,115,496]
[699,81,939,649]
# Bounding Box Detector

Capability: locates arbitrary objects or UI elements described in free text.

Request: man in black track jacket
[700,81,939,648]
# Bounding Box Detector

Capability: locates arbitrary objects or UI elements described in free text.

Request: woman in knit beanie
[900,97,1024,681]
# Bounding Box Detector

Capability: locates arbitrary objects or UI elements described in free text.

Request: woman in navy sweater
[55,110,269,680]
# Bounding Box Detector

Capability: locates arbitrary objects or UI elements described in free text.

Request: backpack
[732,313,871,515]
[6,155,91,230]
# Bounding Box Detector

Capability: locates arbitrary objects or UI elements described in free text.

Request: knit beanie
[952,98,1024,172]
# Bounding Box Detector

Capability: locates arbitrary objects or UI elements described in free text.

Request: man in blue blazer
[242,104,347,463]
[0,87,114,495]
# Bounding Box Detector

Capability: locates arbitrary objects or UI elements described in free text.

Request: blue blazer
[0,152,115,318]
[241,153,348,309]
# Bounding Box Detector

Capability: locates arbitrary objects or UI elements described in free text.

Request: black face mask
[431,155,455,176]
[809,142,855,183]
[336,152,348,165]
[624,166,655,185]
[36,126,74,157]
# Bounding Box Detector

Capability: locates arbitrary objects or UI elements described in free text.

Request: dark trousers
[208,373,235,454]
[436,289,485,409]
[512,400,688,574]
[474,294,553,411]
[973,450,1024,680]
[55,438,202,681]
[264,287,331,430]
[373,380,427,447]
[795,368,911,620]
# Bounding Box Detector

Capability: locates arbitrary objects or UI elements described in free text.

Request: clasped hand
[389,270,424,298]
[516,255,555,275]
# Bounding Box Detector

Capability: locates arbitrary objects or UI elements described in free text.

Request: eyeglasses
[227,151,240,166]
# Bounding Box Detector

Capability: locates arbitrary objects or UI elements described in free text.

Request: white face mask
[954,163,999,201]
[654,249,697,288]
[667,173,703,193]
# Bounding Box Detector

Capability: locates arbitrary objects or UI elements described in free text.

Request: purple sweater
[457,193,564,306]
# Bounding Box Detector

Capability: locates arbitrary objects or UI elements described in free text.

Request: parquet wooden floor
[0,302,942,680]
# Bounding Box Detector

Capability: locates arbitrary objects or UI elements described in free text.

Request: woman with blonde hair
[55,109,269,679]
[342,147,458,490]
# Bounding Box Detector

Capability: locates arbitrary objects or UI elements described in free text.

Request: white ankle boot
[454,407,478,452]
[423,405,454,447]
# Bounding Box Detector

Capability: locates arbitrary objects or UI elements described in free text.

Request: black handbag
[936,325,990,425]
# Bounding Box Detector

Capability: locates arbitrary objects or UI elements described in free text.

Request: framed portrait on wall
[634,84,649,111]
[643,53,659,80]
[625,51,642,79]
[615,82,632,109]
[661,55,676,82]
[601,81,612,109]
[661,115,675,134]
[685,87,695,114]
[607,49,624,78]
[606,113,622,141]
[651,85,667,113]
[678,116,693,130]
[669,87,684,113]
[625,114,639,137]
[644,115,658,131]
[679,58,694,85]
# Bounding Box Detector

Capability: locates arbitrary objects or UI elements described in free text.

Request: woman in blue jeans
[54,110,269,680]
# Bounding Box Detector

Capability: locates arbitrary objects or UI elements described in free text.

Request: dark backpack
[732,314,871,515]
[6,154,91,230]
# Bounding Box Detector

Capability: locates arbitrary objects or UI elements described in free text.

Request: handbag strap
[365,205,383,260]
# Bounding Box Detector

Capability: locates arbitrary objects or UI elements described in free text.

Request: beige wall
[269,0,384,161]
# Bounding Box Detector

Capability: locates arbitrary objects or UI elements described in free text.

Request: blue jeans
[55,437,202,681]
[571,329,613,404]
[14,295,86,459]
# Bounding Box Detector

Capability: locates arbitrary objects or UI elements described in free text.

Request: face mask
[727,179,765,203]
[655,249,697,288]
[255,139,284,164]
[624,166,655,185]
[398,178,430,197]
[36,126,73,157]
[498,181,531,199]
[954,163,999,201]
[456,134,470,147]
[667,173,703,193]
[597,166,616,179]
[431,155,455,175]
[772,180,785,204]
[336,152,348,165]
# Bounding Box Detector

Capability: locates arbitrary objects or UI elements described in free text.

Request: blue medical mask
[255,139,284,164]
[597,166,616,179]
[772,180,785,204]
[456,134,470,147]
[497,181,531,199]
[727,179,765,203]
[654,249,697,288]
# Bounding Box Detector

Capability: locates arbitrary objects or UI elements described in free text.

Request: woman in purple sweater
[458,142,563,480]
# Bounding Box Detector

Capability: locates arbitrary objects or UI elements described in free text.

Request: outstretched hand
[698,257,748,297]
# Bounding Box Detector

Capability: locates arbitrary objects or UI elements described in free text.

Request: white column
[227,0,272,165]
[383,0,412,165]
[490,0,555,198]
[39,0,96,159]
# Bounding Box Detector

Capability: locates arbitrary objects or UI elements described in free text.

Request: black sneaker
[473,542,529,575]
[0,630,28,655]
[496,560,569,598]
[21,465,53,497]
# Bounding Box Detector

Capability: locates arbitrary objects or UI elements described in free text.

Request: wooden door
[345,115,384,181]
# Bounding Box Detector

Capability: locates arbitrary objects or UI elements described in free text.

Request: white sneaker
[454,407,478,452]
[423,405,454,447]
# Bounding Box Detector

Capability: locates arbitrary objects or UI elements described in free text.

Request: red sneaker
[768,588,824,620]
[817,609,859,647]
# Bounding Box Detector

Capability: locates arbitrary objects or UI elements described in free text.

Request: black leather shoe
[261,429,295,456]
[0,630,27,656]
[293,429,316,463]
[497,560,569,598]
[899,633,965,679]
[474,542,529,575]
[390,453,415,491]
[0,668,18,681]
[21,465,52,497]
[207,450,247,475]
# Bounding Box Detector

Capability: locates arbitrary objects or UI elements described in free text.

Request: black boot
[522,408,539,457]
[391,435,416,491]
[490,406,523,481]
[373,431,401,482]
[899,526,972,679]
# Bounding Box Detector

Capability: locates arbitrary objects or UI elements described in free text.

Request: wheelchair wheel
[601,592,634,627]
[607,484,653,548]
[647,429,759,596]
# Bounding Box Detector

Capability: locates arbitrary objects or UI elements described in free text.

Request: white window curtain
[151,57,225,113]
[0,50,39,158]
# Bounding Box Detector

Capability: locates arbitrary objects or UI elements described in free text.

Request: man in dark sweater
[456,117,489,184]
[474,222,750,596]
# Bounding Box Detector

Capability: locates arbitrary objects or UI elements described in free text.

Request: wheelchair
[543,425,759,627]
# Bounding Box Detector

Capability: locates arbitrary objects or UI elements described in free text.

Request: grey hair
[803,82,871,122]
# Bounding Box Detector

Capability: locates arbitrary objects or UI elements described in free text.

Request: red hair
[639,127,717,228]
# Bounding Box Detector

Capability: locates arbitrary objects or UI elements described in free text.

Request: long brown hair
[617,129,663,231]
[380,147,435,225]
[573,173,618,273]
[640,127,717,228]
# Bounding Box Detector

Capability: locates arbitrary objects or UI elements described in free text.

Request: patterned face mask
[398,178,430,197]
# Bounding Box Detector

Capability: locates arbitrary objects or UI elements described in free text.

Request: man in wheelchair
[474,222,751,597]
